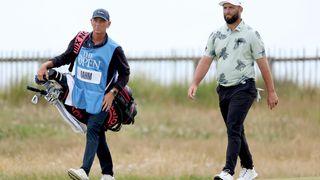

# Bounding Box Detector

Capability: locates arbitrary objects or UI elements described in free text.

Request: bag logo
[73,31,90,54]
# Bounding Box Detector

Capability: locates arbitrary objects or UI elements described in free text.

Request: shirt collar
[87,32,108,48]
[225,20,245,32]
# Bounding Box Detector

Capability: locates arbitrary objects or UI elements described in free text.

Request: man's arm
[37,37,77,81]
[188,56,213,99]
[102,46,130,112]
[256,57,279,109]
[50,37,77,67]
[112,46,130,89]
[37,61,54,81]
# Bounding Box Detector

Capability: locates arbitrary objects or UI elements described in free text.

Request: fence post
[302,48,306,88]
[268,57,274,75]
[192,58,199,75]
[317,48,319,87]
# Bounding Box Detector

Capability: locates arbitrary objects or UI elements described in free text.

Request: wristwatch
[110,88,118,97]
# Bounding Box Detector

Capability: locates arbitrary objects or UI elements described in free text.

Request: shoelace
[239,168,248,177]
[221,170,232,177]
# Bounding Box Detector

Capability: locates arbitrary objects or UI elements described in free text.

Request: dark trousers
[81,111,113,176]
[217,80,257,175]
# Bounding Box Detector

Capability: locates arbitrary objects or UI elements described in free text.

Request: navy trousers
[81,111,113,176]
[217,79,257,175]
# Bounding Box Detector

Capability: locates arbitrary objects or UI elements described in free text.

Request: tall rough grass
[0,78,319,179]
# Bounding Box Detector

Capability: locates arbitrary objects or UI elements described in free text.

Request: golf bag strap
[68,31,90,72]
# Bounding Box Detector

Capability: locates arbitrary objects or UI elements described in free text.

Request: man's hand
[102,92,115,112]
[37,61,54,81]
[188,84,198,100]
[37,65,48,81]
[256,57,279,110]
[267,91,279,110]
[187,56,213,100]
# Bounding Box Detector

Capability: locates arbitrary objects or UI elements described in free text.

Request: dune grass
[0,78,319,179]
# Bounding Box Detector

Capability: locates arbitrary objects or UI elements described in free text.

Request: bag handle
[68,31,90,72]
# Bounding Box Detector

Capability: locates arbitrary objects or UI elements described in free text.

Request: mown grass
[0,174,319,180]
[0,78,319,179]
[0,173,213,180]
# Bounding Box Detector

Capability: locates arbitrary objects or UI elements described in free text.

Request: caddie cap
[92,8,110,21]
[219,0,242,7]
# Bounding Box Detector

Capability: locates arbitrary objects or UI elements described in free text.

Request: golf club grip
[26,86,47,95]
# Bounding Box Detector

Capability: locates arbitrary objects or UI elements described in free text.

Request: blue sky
[1,0,318,56]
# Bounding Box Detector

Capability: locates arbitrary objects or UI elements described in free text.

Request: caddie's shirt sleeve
[108,46,130,90]
[49,37,77,67]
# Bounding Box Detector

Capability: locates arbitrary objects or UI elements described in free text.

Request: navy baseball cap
[92,8,110,21]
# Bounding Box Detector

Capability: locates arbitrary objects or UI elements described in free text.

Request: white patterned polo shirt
[204,20,266,86]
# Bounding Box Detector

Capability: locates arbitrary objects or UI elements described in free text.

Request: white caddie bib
[76,67,102,84]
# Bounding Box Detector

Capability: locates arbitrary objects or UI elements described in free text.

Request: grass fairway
[0,79,319,179]
[0,174,319,180]
[264,178,320,180]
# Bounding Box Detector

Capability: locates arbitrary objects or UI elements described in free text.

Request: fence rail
[0,55,319,89]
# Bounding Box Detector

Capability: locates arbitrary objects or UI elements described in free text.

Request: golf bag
[27,69,137,132]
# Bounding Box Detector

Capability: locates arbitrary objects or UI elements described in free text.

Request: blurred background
[0,0,319,179]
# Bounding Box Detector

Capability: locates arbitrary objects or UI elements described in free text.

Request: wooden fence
[0,55,319,89]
